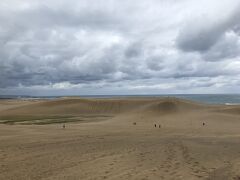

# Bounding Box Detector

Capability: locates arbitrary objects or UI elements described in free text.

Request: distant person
[62,124,65,129]
[154,124,156,128]
[203,122,205,126]
[159,125,161,128]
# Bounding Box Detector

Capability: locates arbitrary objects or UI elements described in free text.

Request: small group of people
[154,124,161,128]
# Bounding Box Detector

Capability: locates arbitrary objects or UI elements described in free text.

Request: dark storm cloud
[0,0,240,94]
[124,42,143,58]
[203,31,240,61]
[177,3,240,52]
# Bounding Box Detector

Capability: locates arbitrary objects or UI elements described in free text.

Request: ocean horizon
[1,94,240,105]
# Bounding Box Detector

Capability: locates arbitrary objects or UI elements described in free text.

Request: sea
[0,94,240,105]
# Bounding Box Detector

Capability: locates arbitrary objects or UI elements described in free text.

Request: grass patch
[22,118,84,125]
[0,115,74,124]
[0,114,113,125]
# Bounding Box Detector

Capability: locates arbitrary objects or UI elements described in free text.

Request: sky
[0,0,240,95]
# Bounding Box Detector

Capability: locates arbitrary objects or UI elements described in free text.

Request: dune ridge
[0,97,237,125]
[0,97,209,116]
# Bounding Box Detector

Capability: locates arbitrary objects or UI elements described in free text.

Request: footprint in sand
[177,142,210,179]
[232,176,240,180]
[156,142,182,179]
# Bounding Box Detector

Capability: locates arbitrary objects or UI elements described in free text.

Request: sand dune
[0,97,208,116]
[0,98,151,115]
[215,106,240,115]
[1,97,240,179]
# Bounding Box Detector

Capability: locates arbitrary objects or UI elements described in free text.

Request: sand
[0,97,240,180]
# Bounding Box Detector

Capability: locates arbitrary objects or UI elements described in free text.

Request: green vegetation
[0,115,113,125]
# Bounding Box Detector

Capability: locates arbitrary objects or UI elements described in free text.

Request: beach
[1,97,240,179]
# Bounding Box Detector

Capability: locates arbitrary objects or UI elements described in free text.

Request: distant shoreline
[1,94,240,105]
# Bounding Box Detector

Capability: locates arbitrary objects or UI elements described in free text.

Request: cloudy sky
[0,0,240,95]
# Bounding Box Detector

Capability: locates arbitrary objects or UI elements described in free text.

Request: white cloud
[0,0,240,95]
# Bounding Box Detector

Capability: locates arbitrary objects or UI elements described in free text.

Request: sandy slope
[0,97,240,180]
